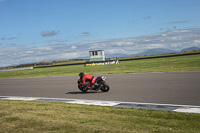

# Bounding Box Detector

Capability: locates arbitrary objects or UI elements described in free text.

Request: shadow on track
[66,91,102,94]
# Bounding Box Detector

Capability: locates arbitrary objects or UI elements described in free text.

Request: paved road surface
[0,71,200,106]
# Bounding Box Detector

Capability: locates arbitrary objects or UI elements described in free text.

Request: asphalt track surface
[0,71,200,106]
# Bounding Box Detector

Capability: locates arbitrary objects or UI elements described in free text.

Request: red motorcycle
[77,76,110,92]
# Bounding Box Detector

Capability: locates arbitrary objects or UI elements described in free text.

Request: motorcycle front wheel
[100,83,110,92]
[78,85,88,92]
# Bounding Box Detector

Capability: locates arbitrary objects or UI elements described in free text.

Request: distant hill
[181,47,200,52]
[107,47,200,58]
[106,53,128,58]
[131,48,177,56]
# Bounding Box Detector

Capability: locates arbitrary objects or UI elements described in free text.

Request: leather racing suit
[81,74,97,88]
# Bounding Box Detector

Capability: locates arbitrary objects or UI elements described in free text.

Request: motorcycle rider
[78,72,97,89]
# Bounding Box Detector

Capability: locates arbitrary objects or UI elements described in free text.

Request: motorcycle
[77,76,110,92]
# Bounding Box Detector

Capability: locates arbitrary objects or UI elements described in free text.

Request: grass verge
[0,54,200,79]
[0,99,200,133]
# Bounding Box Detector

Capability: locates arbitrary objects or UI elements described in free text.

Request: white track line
[1,96,200,114]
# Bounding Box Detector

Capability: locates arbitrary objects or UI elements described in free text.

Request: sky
[0,0,200,67]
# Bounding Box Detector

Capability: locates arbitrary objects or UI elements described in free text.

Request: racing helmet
[79,72,85,79]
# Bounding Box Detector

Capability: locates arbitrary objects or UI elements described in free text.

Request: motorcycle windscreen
[96,77,103,84]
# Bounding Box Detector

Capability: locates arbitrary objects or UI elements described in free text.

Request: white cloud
[71,46,77,49]
[167,21,189,24]
[41,30,59,37]
[25,51,34,54]
[59,53,79,58]
[162,34,167,37]
[144,16,152,20]
[87,43,101,50]
[146,44,165,49]
[106,48,126,54]
[33,47,52,51]
[194,40,200,43]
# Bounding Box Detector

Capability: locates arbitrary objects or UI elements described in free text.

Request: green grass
[0,99,200,133]
[1,54,200,132]
[0,54,200,79]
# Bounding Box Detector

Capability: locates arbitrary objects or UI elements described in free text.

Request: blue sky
[0,0,200,67]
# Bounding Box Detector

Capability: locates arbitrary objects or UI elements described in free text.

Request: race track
[0,71,200,106]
